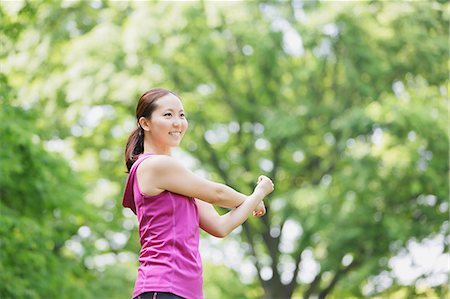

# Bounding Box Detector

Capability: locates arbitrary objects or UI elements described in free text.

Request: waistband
[133,292,185,299]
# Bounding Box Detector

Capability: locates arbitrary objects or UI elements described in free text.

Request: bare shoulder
[137,154,184,175]
[136,155,185,196]
[136,154,221,201]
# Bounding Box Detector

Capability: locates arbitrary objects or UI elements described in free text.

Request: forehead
[155,93,184,110]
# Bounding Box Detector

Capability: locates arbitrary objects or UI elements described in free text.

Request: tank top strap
[130,153,155,173]
[122,153,155,214]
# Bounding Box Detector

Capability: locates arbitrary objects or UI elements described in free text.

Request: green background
[1,1,448,298]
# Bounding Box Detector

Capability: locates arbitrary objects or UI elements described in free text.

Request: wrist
[251,189,265,201]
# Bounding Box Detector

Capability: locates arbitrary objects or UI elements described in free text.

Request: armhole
[135,155,166,198]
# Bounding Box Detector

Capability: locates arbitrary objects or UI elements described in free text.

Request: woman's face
[146,93,188,149]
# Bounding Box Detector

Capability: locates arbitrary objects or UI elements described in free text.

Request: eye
[164,112,172,117]
[180,113,186,118]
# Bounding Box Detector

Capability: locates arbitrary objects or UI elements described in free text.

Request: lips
[169,131,182,136]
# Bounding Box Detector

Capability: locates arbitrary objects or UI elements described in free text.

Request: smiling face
[139,93,188,154]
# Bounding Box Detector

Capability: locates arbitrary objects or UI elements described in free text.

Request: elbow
[213,229,229,238]
[212,221,230,238]
[206,228,226,238]
[210,183,225,205]
[211,232,225,238]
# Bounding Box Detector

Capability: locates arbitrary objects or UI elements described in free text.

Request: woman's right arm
[137,155,249,208]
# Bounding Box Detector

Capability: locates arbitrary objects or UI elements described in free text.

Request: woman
[122,88,274,299]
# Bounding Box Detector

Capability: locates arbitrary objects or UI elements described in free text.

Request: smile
[169,131,182,136]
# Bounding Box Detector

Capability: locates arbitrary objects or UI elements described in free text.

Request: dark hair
[124,88,179,172]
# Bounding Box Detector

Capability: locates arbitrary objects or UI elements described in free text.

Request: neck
[143,138,172,156]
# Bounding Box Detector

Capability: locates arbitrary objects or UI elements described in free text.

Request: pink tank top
[122,154,203,299]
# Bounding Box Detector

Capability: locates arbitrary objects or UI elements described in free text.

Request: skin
[136,93,274,237]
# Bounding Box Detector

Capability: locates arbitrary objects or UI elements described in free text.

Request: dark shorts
[133,292,185,299]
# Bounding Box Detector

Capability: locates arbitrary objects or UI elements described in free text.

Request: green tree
[153,2,449,298]
[1,1,448,298]
[0,77,92,297]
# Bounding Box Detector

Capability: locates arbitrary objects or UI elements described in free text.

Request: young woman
[122,88,274,299]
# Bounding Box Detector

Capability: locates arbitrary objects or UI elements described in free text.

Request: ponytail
[125,126,144,172]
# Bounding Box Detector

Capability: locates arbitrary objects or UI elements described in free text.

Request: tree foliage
[1,1,448,298]
[0,79,92,297]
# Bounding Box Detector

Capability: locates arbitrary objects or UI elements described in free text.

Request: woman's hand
[253,201,266,217]
[252,175,274,217]
[254,175,274,197]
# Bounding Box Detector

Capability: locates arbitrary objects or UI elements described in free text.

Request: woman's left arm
[195,198,266,238]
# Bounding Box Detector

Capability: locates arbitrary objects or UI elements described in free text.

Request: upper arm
[195,199,225,238]
[138,155,224,204]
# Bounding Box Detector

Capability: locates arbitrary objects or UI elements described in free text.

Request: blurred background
[1,0,448,298]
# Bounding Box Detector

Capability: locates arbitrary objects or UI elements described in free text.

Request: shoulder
[138,154,185,174]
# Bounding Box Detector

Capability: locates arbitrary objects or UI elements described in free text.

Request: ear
[139,117,151,132]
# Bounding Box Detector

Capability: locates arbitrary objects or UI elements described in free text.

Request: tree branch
[242,221,268,290]
[318,260,359,299]
[202,54,242,119]
[287,228,314,297]
[270,139,286,187]
[303,272,323,299]
[199,131,232,185]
